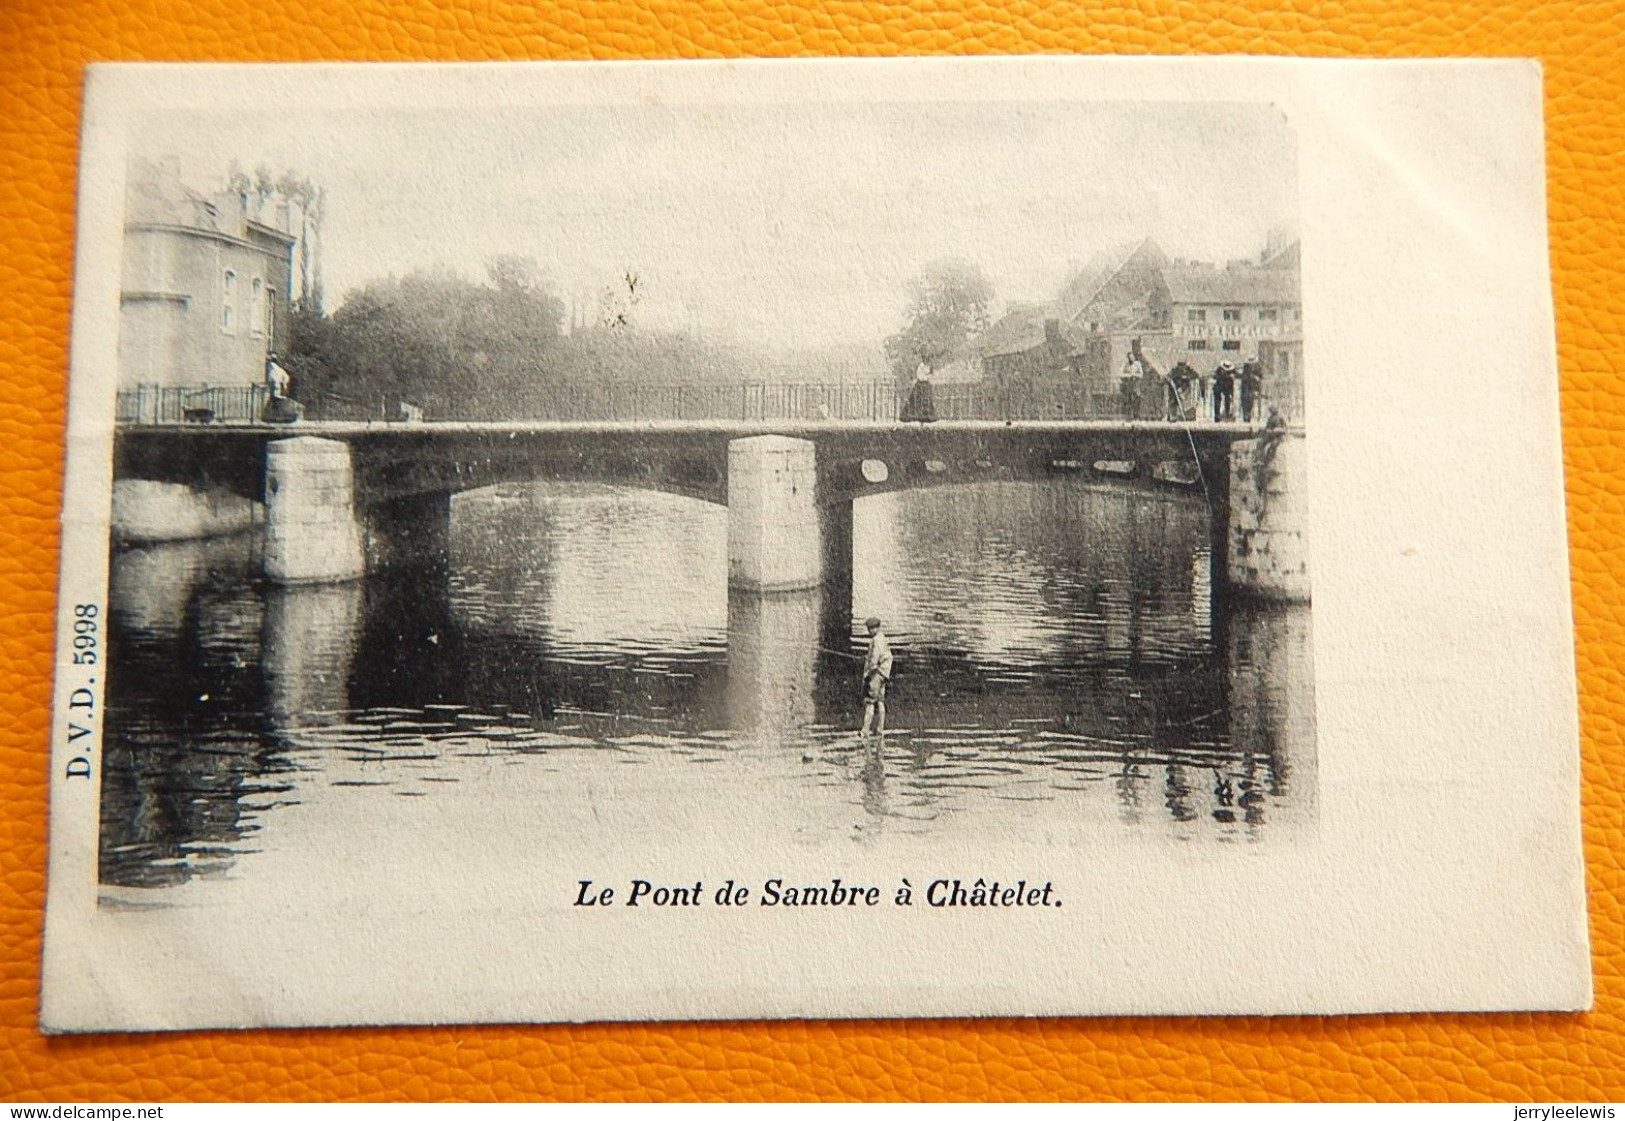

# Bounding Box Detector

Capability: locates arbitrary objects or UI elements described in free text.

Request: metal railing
[929,384,1122,421]
[116,377,1302,425]
[117,383,270,425]
[525,381,900,423]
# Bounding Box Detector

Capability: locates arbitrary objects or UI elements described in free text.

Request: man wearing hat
[1212,360,1236,422]
[1239,355,1265,424]
[859,616,893,738]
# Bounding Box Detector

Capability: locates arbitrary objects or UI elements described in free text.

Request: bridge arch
[816,450,1216,506]
[111,421,1304,598]
[348,437,729,510]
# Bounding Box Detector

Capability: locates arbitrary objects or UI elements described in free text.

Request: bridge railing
[528,381,901,422]
[930,384,1122,421]
[116,384,270,425]
[116,378,1302,425]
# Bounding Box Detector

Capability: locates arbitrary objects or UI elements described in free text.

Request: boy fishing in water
[859,616,893,738]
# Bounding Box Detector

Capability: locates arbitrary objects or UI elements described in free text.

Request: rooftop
[974,305,1092,359]
[1160,266,1300,306]
[1054,237,1169,324]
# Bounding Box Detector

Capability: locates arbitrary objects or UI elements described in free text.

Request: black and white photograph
[43,59,1587,1030]
[103,94,1312,894]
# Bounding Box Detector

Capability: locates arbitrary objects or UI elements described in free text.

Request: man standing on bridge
[1239,355,1264,423]
[265,352,291,399]
[1168,359,1198,421]
[1212,361,1236,421]
[260,352,303,424]
[859,616,893,738]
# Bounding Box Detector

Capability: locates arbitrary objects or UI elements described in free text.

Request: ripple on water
[98,479,1314,890]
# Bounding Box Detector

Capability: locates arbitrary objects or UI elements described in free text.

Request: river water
[100,479,1316,897]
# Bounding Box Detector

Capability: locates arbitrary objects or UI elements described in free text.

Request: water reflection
[264,583,362,729]
[727,588,826,736]
[100,480,1315,893]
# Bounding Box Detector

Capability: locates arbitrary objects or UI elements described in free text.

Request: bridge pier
[264,436,366,584]
[728,435,836,592]
[1225,432,1309,601]
[819,497,854,589]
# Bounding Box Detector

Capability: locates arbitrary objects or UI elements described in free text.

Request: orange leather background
[2,0,1621,1103]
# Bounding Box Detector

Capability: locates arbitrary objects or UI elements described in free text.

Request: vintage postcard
[41,57,1588,1031]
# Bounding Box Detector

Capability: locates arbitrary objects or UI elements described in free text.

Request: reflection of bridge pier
[1225,601,1317,820]
[262,581,363,728]
[726,586,826,735]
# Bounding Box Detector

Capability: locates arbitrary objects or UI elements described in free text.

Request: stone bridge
[112,419,1308,600]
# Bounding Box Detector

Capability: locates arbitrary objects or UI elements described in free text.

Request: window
[250,277,266,336]
[1186,308,1206,323]
[1222,308,1241,321]
[221,270,236,334]
[1222,340,1242,351]
[1188,340,1209,351]
[1259,307,1278,321]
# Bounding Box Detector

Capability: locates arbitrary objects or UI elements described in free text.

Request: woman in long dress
[900,360,937,423]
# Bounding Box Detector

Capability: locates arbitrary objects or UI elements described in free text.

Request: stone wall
[263,436,366,583]
[111,479,261,543]
[727,435,823,590]
[1227,432,1310,601]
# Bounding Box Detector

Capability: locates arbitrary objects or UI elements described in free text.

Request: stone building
[964,235,1304,420]
[958,305,1103,417]
[118,158,298,391]
[967,240,1167,406]
[1143,241,1303,418]
[967,239,1174,415]
[978,305,1092,384]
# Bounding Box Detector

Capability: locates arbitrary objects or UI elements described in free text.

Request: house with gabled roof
[1144,244,1303,415]
[965,239,1168,410]
[1057,236,1171,334]
[960,235,1303,419]
[978,305,1091,379]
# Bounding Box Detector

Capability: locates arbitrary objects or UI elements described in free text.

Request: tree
[884,258,994,387]
[306,185,327,313]
[299,259,566,419]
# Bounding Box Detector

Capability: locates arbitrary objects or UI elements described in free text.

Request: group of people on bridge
[1154,355,1268,424]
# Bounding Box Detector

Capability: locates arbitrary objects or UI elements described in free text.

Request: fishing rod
[1157,367,1216,511]
[804,641,1021,669]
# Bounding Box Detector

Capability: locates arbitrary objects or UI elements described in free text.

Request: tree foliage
[296,259,567,419]
[883,258,994,384]
[289,258,768,420]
